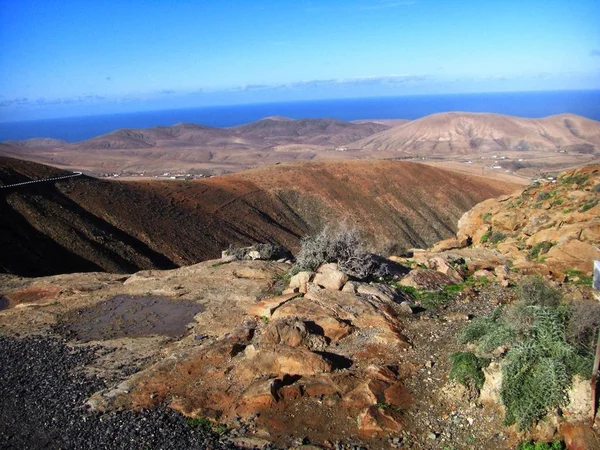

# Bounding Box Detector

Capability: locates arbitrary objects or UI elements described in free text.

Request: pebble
[0,335,242,450]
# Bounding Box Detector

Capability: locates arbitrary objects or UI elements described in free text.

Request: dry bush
[293,225,389,279]
[566,300,600,357]
[515,276,562,308]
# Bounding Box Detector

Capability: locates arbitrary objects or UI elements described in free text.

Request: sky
[0,0,599,122]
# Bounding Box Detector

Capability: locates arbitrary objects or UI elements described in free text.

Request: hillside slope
[356,112,600,155]
[0,157,516,276]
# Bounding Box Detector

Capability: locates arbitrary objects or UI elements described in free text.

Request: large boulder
[312,263,349,291]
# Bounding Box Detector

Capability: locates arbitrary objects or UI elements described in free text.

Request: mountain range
[1,113,599,178]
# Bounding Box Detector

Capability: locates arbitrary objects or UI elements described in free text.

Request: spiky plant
[500,306,592,429]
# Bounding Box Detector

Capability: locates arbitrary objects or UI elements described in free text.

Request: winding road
[0,171,82,190]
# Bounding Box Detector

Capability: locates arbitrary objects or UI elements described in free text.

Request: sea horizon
[1,89,599,142]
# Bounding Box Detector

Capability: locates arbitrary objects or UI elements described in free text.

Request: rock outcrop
[454,165,600,278]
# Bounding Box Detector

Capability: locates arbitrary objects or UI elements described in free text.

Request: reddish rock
[366,365,397,383]
[6,285,62,307]
[384,381,412,408]
[248,293,299,318]
[235,378,279,416]
[344,379,388,408]
[561,423,600,450]
[399,269,457,290]
[427,256,464,282]
[357,406,403,437]
[431,238,465,252]
[302,378,340,397]
[278,384,303,401]
[259,319,308,347]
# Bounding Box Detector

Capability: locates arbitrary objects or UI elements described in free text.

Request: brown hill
[0,118,389,175]
[355,112,600,156]
[0,156,517,276]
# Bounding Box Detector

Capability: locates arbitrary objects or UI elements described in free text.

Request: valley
[0,156,516,277]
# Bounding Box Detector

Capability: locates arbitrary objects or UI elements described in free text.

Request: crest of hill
[3,138,69,148]
[231,117,390,145]
[2,118,390,151]
[355,112,600,155]
[0,156,516,276]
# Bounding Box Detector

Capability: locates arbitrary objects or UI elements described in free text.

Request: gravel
[0,335,241,450]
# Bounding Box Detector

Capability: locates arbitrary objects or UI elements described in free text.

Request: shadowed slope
[0,157,517,276]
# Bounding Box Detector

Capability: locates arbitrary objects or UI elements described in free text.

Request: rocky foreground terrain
[1,165,599,449]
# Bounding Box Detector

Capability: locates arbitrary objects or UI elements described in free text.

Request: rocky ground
[1,165,599,449]
[0,335,242,450]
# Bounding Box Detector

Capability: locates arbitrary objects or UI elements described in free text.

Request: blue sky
[1,0,599,121]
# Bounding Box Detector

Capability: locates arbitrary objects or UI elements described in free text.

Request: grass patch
[563,269,593,286]
[537,192,550,202]
[482,212,492,223]
[528,241,553,260]
[448,351,490,390]
[579,198,598,212]
[489,231,507,244]
[560,173,589,186]
[479,229,492,244]
[185,417,228,435]
[517,440,564,450]
[210,261,230,268]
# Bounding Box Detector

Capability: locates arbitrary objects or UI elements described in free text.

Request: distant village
[98,172,212,180]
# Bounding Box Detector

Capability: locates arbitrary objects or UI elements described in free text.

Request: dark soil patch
[57,295,204,341]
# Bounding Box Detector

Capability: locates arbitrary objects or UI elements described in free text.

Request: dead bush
[566,300,600,357]
[293,225,388,280]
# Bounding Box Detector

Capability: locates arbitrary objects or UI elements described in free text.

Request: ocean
[1,90,599,142]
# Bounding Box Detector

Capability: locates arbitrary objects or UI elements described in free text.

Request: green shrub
[480,229,492,244]
[458,307,516,354]
[560,173,589,186]
[457,302,593,430]
[537,192,550,202]
[579,199,598,212]
[490,231,507,244]
[528,241,553,260]
[482,212,492,223]
[518,440,564,450]
[516,277,562,308]
[501,306,591,429]
[448,352,490,390]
